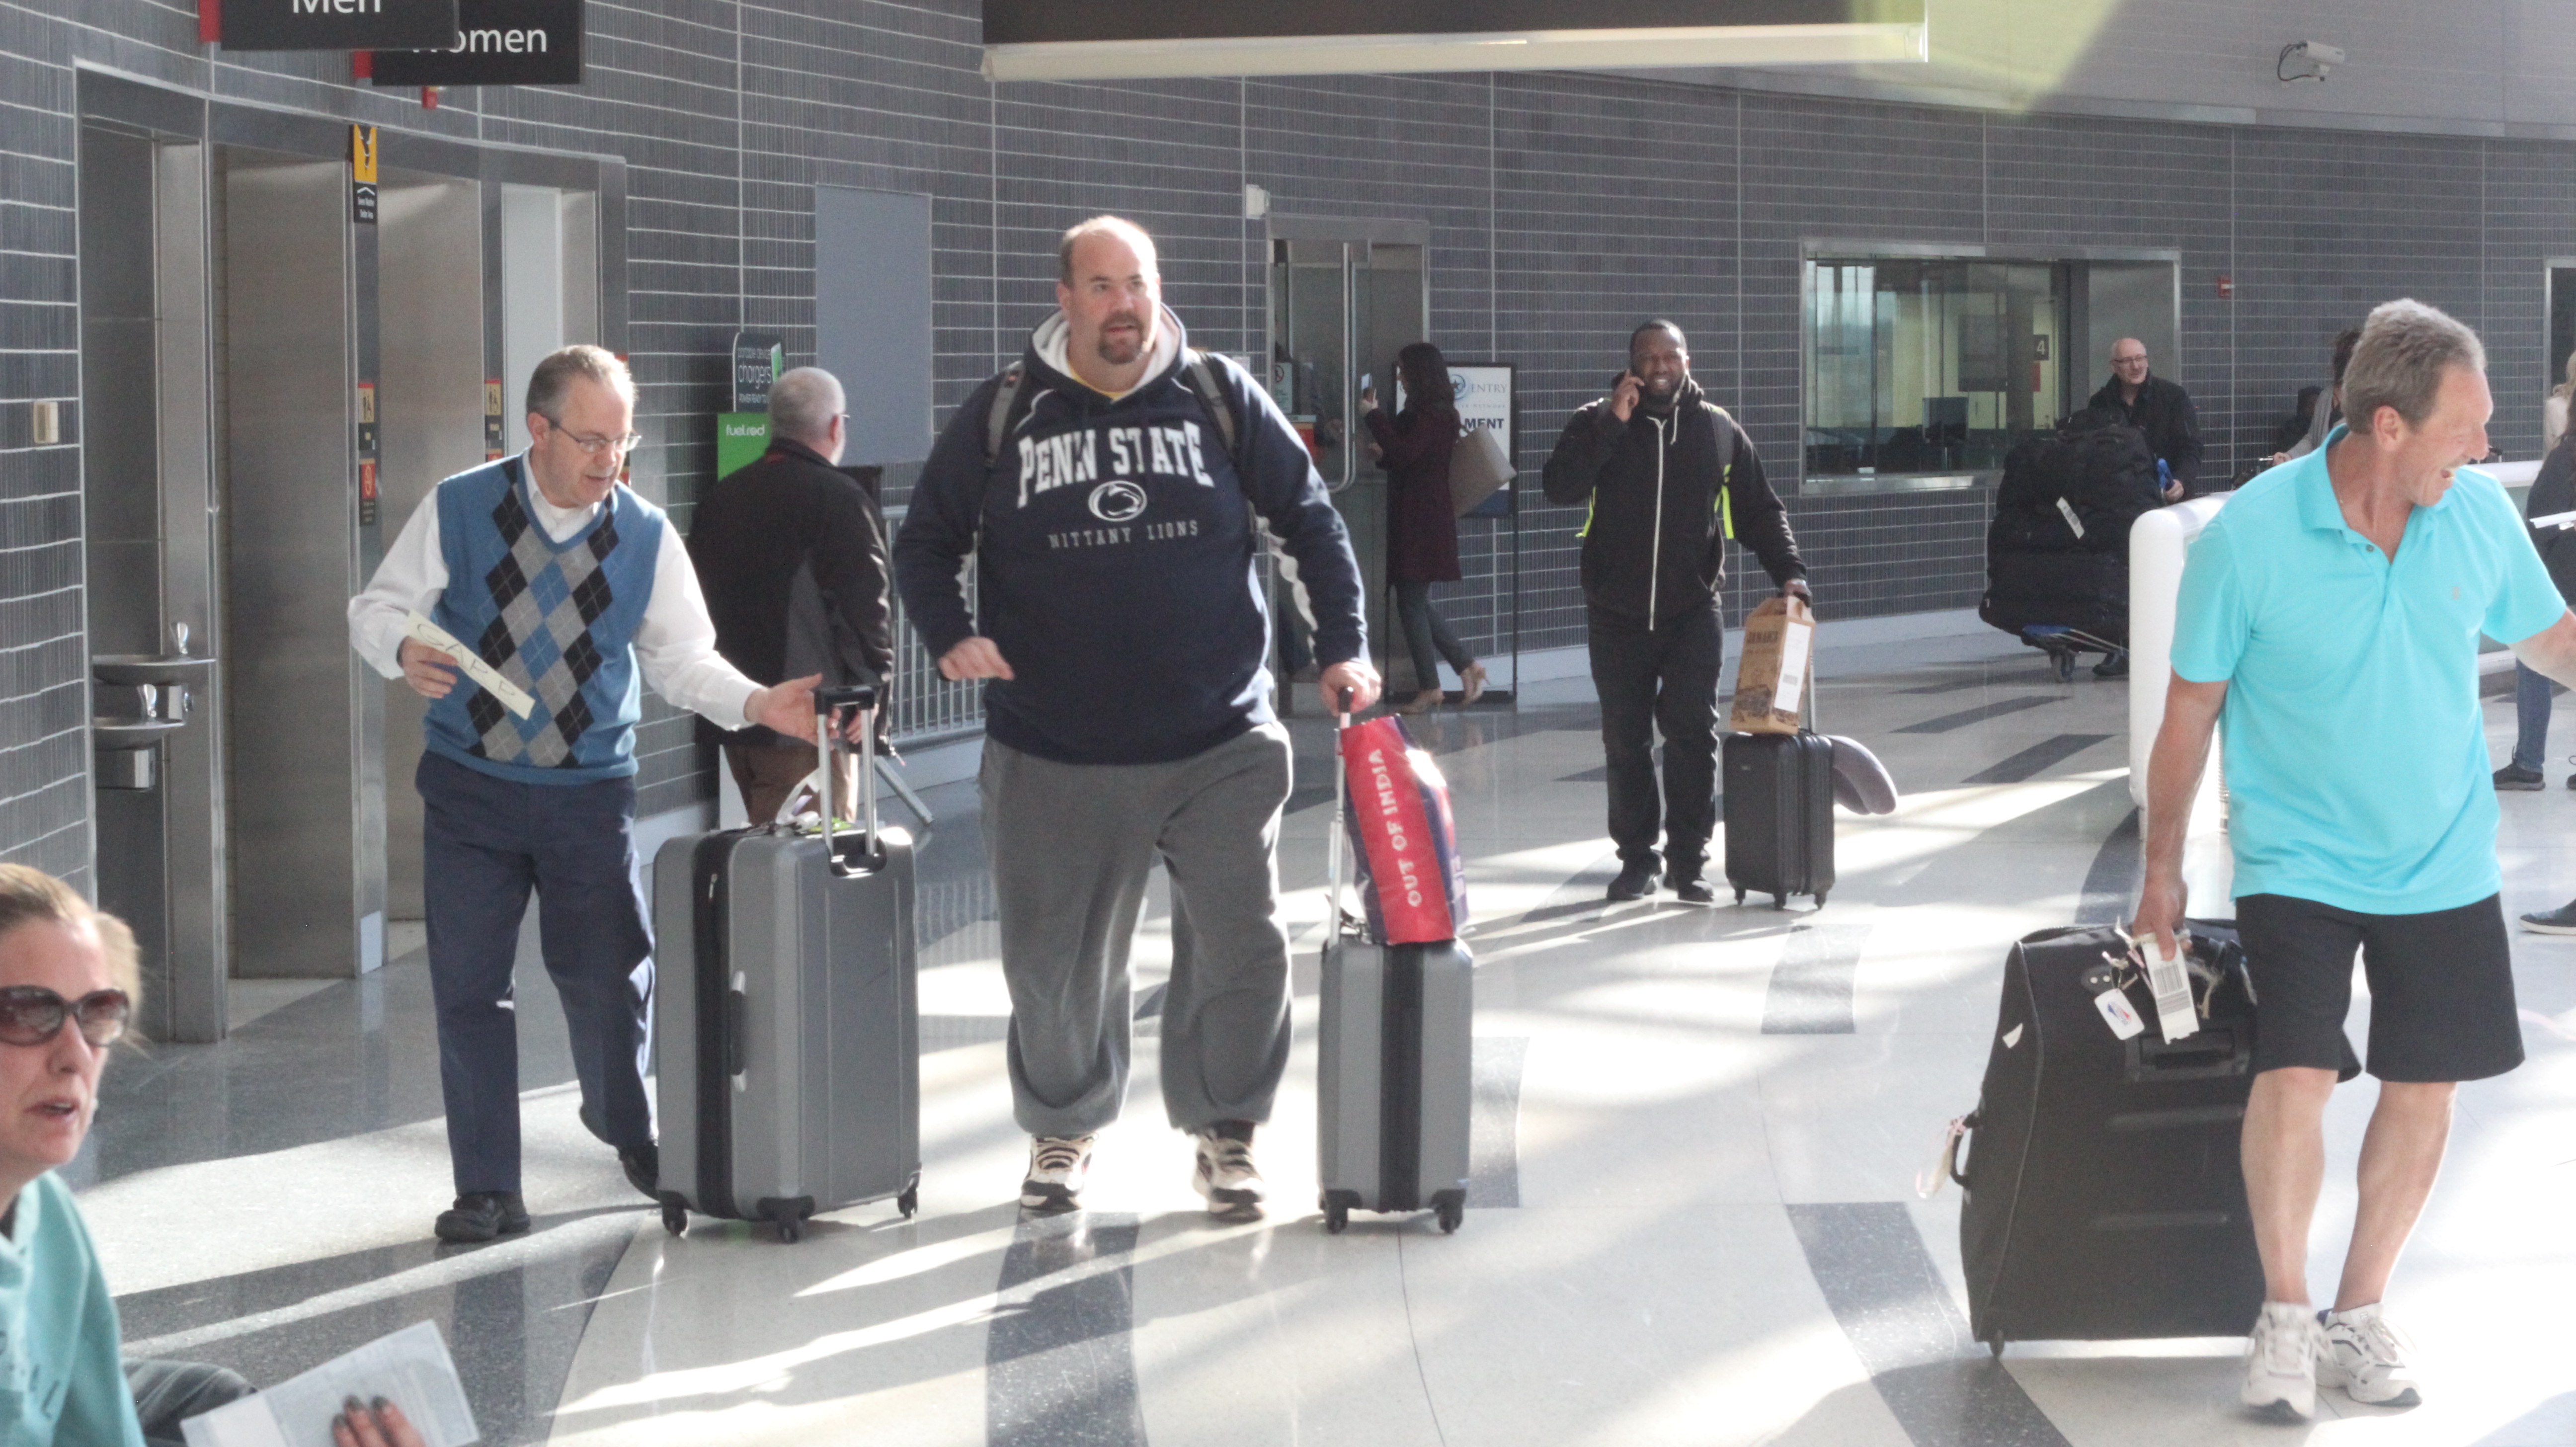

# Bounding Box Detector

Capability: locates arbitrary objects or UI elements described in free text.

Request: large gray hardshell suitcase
[653,685,920,1242]
[1316,703,1473,1234]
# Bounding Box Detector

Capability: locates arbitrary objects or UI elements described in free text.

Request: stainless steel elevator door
[219,150,380,978]
[376,173,486,923]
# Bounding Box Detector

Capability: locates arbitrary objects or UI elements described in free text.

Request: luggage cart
[2017,625,2123,683]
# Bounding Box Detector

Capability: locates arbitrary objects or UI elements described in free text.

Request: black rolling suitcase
[652,684,920,1242]
[1948,922,2351,1350]
[1722,730,1835,908]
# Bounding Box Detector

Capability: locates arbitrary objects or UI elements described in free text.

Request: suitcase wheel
[660,1202,688,1237]
[767,1203,806,1244]
[1733,888,1746,905]
[2055,650,2076,684]
[1321,1189,1359,1235]
[1813,891,1828,908]
[1432,1190,1464,1234]
[896,1185,919,1219]
[1988,1338,2006,1360]
[1773,893,1788,910]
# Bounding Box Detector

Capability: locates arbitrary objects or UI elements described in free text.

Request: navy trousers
[418,752,655,1196]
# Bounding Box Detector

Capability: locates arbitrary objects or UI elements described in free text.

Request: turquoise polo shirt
[2172,429,2567,913]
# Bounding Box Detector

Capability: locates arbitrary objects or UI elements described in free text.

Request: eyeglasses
[0,986,131,1048]
[538,417,644,456]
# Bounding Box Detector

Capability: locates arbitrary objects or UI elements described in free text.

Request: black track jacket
[1541,379,1806,625]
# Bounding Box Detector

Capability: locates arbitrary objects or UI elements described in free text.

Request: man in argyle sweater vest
[349,347,824,1243]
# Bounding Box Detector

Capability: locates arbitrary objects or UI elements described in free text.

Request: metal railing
[884,542,986,749]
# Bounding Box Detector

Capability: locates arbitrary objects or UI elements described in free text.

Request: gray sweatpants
[981,724,1294,1137]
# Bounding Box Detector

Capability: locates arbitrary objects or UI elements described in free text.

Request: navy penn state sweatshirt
[893,307,1366,765]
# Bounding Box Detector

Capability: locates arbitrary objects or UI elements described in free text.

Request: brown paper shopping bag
[1729,594,1816,734]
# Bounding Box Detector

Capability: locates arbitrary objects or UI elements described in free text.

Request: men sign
[370,0,584,85]
[220,0,455,50]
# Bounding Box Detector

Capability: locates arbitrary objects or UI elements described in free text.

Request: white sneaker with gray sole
[2241,1300,2320,1420]
[2319,1301,2423,1407]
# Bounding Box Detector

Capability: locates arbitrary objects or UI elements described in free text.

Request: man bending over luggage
[1540,320,1808,902]
[2133,298,2576,1419]
[349,346,823,1242]
[894,215,1375,1219]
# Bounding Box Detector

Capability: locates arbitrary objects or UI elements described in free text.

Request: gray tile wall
[4,0,2573,860]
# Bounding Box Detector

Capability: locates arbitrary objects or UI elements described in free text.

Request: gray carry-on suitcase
[653,683,920,1242]
[1316,700,1473,1234]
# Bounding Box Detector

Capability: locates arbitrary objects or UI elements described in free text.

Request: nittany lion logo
[1088,480,1148,523]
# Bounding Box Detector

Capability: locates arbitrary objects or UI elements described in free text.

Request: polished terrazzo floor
[69,630,2576,1446]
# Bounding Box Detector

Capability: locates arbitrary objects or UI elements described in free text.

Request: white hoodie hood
[1033,303,1186,398]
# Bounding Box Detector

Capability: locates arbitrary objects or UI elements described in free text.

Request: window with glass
[1803,259,2071,481]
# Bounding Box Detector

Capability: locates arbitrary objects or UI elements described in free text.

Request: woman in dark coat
[1362,342,1485,714]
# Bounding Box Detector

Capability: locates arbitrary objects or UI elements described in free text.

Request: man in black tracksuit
[689,366,893,824]
[1543,321,1810,902]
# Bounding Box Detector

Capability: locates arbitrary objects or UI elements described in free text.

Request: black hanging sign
[219,0,456,52]
[369,0,585,85]
[731,333,783,412]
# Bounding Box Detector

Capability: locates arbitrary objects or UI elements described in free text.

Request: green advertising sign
[717,413,769,480]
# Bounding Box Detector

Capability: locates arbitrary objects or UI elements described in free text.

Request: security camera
[2277,41,2343,82]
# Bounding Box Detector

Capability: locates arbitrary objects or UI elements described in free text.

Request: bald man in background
[689,365,893,823]
[2090,337,2203,501]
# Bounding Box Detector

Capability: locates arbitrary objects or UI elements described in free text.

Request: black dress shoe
[2092,651,2129,679]
[435,1191,530,1243]
[1607,862,1660,901]
[1671,875,1716,904]
[620,1142,660,1201]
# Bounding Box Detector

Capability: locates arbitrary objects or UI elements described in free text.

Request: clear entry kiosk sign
[219,0,457,52]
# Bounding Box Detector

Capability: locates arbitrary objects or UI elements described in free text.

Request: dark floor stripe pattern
[1962,733,2113,786]
[2076,808,2143,927]
[1786,1203,2074,1447]
[1761,922,1873,1034]
[987,1213,1149,1447]
[1895,695,2064,734]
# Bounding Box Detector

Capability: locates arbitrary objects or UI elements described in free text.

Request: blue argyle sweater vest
[421,457,664,784]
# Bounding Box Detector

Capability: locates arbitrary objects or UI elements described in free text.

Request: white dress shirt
[346,458,764,729]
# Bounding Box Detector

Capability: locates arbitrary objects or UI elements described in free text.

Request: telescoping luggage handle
[811,682,880,870]
[1324,687,1354,937]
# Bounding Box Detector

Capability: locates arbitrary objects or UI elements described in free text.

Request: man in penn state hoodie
[894,215,1377,1220]
[1543,320,1811,904]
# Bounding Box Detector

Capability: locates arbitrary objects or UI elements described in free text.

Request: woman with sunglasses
[0,866,423,1447]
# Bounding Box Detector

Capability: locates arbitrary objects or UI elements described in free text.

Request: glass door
[1267,237,1427,691]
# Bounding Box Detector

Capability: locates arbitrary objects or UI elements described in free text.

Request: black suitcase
[652,684,920,1242]
[1951,921,2352,1350]
[1722,730,1835,908]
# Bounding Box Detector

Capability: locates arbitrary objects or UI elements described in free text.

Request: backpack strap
[1180,349,1250,479]
[982,362,1029,466]
[1704,401,1738,541]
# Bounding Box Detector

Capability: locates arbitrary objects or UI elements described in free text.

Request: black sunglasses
[0,986,131,1048]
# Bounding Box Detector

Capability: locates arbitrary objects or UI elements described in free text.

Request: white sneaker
[2319,1301,2424,1406]
[1192,1121,1265,1221]
[1020,1134,1094,1213]
[2242,1300,2321,1420]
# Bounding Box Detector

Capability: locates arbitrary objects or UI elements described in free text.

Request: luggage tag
[2082,950,2145,1041]
[2119,927,2202,1042]
[1915,1114,1971,1199]
[2055,497,2086,539]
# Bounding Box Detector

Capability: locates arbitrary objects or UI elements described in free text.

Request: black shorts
[2235,892,2524,1083]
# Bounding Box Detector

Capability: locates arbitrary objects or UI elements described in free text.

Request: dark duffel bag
[1949,922,2355,1350]
[1980,552,2129,643]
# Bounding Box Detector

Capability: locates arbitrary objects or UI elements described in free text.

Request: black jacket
[891,310,1365,766]
[687,437,893,746]
[2086,372,2203,495]
[2528,433,2576,606]
[1539,378,1805,624]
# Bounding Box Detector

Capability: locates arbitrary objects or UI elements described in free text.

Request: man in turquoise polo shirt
[2134,299,2576,1421]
